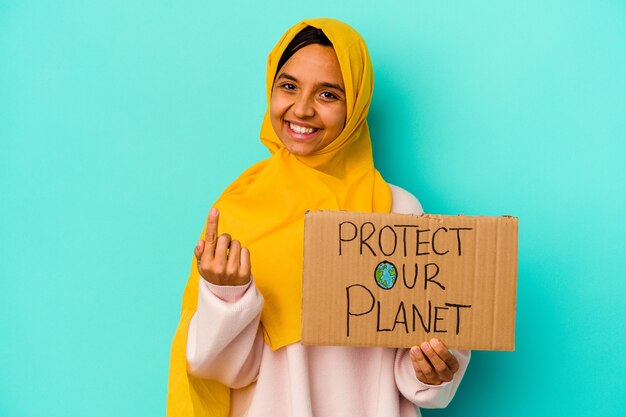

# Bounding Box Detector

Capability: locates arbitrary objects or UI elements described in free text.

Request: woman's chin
[285,143,316,156]
[280,136,323,156]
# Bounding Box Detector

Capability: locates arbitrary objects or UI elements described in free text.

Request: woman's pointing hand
[194,208,251,286]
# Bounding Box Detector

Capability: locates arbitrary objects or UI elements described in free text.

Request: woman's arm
[186,208,264,388]
[388,184,424,216]
[395,347,471,408]
[186,278,264,388]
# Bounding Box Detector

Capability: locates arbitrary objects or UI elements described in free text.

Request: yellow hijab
[167,17,391,416]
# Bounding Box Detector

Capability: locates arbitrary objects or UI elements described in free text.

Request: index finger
[204,208,220,258]
[431,339,459,372]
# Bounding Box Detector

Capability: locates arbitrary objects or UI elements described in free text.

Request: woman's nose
[292,94,315,118]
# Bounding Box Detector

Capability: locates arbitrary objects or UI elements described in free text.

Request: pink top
[186,185,471,417]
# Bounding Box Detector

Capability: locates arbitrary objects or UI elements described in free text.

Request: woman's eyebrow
[276,73,298,83]
[320,82,345,94]
[277,72,345,94]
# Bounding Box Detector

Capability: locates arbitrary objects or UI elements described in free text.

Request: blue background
[1,1,624,416]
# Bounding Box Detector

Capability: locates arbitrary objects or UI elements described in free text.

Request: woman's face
[270,44,347,156]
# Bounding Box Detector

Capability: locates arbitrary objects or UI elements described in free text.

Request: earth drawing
[374,261,397,290]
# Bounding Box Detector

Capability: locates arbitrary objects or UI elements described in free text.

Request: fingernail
[410,346,419,356]
[210,207,218,216]
[421,342,430,351]
[431,339,440,347]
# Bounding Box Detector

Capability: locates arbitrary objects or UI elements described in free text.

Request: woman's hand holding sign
[410,338,460,385]
[194,208,251,286]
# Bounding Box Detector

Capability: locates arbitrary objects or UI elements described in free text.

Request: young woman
[167,18,470,417]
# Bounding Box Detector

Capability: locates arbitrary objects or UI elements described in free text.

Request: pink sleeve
[394,348,471,408]
[186,278,265,388]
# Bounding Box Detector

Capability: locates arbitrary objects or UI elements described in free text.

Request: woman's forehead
[277,44,345,88]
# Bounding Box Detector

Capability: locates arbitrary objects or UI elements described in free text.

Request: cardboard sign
[302,211,518,351]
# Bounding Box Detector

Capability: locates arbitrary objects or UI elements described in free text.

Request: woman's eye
[321,91,338,100]
[281,83,296,90]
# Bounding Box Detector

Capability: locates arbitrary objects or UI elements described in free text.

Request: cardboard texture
[302,211,518,351]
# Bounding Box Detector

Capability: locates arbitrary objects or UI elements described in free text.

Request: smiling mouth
[286,121,321,140]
